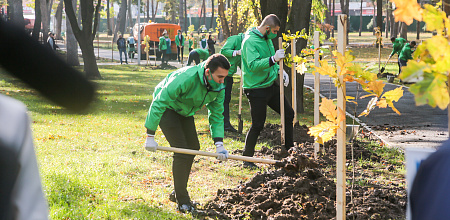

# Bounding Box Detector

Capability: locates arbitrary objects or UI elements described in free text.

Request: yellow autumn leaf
[365,80,385,97]
[337,107,346,124]
[382,87,404,103]
[359,96,378,117]
[313,60,337,78]
[422,4,447,33]
[308,121,338,145]
[377,98,388,108]
[296,62,307,75]
[320,97,338,123]
[391,0,423,25]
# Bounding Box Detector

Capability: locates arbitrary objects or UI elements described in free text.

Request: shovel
[237,70,244,133]
[156,146,281,165]
[380,55,392,74]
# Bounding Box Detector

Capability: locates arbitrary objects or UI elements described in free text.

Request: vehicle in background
[133,22,180,60]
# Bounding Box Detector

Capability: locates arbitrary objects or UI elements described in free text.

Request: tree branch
[64,0,81,38]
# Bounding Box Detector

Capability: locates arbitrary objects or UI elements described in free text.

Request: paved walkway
[60,43,449,149]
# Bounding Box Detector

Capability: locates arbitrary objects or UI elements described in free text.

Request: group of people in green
[158,29,197,65]
[145,14,292,213]
[389,36,416,76]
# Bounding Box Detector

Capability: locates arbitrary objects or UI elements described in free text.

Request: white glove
[145,134,158,152]
[389,54,392,59]
[273,49,285,62]
[283,70,289,87]
[215,142,229,161]
[233,50,241,56]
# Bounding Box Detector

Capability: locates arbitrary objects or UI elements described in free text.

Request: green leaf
[422,4,446,33]
[399,61,428,82]
[409,72,449,109]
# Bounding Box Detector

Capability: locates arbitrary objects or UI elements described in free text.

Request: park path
[59,42,449,149]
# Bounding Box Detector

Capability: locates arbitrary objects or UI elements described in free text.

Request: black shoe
[243,161,259,170]
[224,125,238,133]
[178,203,196,213]
[169,191,176,203]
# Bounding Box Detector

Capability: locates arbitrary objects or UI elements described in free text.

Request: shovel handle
[156,146,278,165]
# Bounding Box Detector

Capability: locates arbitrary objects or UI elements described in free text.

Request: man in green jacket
[390,37,407,75]
[220,33,245,133]
[175,30,185,63]
[144,54,230,213]
[399,41,416,74]
[241,14,293,169]
[187,48,211,66]
[159,31,168,64]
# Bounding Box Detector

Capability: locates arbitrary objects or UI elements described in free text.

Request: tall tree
[8,0,24,28]
[416,0,420,40]
[359,0,362,36]
[285,0,312,113]
[260,0,288,50]
[151,0,158,21]
[147,0,150,20]
[32,0,42,41]
[399,22,407,39]
[179,0,184,30]
[209,0,214,30]
[64,0,102,78]
[202,0,206,27]
[127,0,132,34]
[40,0,53,40]
[55,0,64,40]
[66,0,80,66]
[114,0,127,40]
[376,0,382,36]
[217,0,230,37]
[107,0,112,35]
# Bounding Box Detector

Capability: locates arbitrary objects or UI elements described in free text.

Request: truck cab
[133,22,181,60]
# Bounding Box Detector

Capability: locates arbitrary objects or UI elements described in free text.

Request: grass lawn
[0,65,319,219]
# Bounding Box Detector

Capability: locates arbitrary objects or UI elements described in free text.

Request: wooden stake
[313,31,320,160]
[336,14,348,220]
[154,41,157,66]
[279,37,285,146]
[291,38,297,124]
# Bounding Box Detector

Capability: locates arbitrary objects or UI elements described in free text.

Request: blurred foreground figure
[0,20,96,219]
[410,139,450,220]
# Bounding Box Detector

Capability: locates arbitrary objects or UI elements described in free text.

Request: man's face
[206,67,228,84]
[265,25,280,36]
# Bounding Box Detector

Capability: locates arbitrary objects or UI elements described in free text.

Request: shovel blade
[380,67,385,73]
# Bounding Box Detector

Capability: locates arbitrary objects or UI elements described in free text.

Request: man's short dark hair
[411,41,417,46]
[205,54,230,73]
[391,37,396,42]
[261,14,281,28]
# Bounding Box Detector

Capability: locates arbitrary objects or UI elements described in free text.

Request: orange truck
[133,22,181,60]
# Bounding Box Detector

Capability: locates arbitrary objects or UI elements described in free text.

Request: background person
[207,34,216,54]
[159,31,168,65]
[199,34,208,50]
[46,32,59,51]
[399,41,416,74]
[144,54,230,213]
[241,14,293,169]
[389,37,406,75]
[188,34,194,52]
[116,34,128,64]
[175,30,185,63]
[220,33,245,133]
[187,48,211,66]
[127,36,136,59]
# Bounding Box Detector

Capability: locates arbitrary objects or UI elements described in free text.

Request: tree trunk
[64,0,102,79]
[107,0,112,35]
[230,0,238,34]
[151,0,156,21]
[202,0,206,27]
[7,0,24,28]
[400,22,407,40]
[372,3,375,35]
[376,0,382,36]
[210,0,214,30]
[332,0,335,37]
[443,0,450,16]
[385,1,390,39]
[41,0,53,40]
[127,0,132,34]
[66,0,79,66]
[250,0,262,24]
[285,0,312,113]
[359,0,362,36]
[114,0,127,40]
[218,0,230,38]
[260,0,289,50]
[32,0,42,41]
[416,0,420,40]
[55,0,64,40]
[147,0,149,20]
[390,3,395,38]
[179,0,184,31]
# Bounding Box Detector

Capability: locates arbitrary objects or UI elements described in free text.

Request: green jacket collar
[250,27,265,38]
[197,62,226,92]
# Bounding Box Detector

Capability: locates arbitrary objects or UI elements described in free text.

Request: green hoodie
[241,27,279,89]
[220,33,244,76]
[193,49,210,61]
[159,36,167,51]
[399,43,414,61]
[390,37,406,57]
[145,62,225,139]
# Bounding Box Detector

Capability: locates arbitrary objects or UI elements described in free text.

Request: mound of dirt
[151,63,178,70]
[203,124,406,220]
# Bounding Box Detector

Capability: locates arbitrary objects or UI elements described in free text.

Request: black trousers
[159,109,200,205]
[177,46,184,62]
[187,51,200,66]
[399,58,407,74]
[161,49,167,64]
[243,83,294,157]
[223,76,233,127]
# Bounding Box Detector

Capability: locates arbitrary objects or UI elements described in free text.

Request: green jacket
[159,36,167,51]
[241,27,279,89]
[145,62,225,139]
[220,33,244,76]
[175,34,185,47]
[390,37,406,57]
[194,49,210,61]
[399,43,414,61]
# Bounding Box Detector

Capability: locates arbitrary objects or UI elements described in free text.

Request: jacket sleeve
[206,90,225,139]
[390,43,397,56]
[144,76,186,132]
[244,41,271,72]
[220,36,236,58]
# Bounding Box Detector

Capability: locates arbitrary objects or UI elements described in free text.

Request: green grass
[0,65,318,219]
